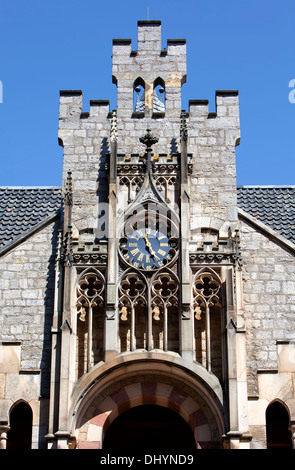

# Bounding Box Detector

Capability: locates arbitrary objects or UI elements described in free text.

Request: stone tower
[1,20,295,452]
[53,20,246,449]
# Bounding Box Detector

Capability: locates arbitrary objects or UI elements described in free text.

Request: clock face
[120,227,175,270]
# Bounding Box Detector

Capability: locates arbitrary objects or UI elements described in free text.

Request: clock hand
[144,234,151,248]
[143,234,156,257]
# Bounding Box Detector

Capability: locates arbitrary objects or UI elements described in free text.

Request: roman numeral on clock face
[120,227,175,271]
[157,249,166,256]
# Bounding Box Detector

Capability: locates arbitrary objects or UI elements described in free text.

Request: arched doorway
[7,402,32,449]
[266,401,292,449]
[103,405,196,450]
[73,357,225,449]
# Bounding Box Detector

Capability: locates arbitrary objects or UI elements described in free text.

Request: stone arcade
[0,20,295,450]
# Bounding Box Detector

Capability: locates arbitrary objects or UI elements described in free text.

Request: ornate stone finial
[180,110,188,142]
[110,109,117,142]
[55,229,63,269]
[65,171,73,206]
[233,229,243,269]
[139,128,159,150]
[62,226,73,267]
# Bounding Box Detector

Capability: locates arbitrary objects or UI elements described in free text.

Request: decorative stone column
[227,431,243,449]
[221,266,241,448]
[56,172,74,445]
[179,111,194,361]
[54,431,72,449]
[289,423,295,449]
[105,110,118,361]
[0,424,10,449]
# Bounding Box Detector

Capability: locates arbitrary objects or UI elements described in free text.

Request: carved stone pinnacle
[139,128,159,150]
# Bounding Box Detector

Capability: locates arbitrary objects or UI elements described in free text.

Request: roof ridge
[237,185,295,189]
[0,186,62,189]
[1,185,293,190]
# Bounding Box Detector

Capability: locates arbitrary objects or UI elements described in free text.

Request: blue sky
[0,0,294,187]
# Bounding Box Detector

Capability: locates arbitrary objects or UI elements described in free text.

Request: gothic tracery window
[193,267,222,378]
[119,175,144,204]
[151,271,179,351]
[118,268,180,354]
[76,268,105,378]
[119,271,147,352]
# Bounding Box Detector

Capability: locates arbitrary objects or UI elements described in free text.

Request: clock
[119,227,176,270]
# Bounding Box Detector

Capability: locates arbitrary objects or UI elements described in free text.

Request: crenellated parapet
[187,90,241,236]
[58,90,111,237]
[57,23,241,246]
[112,20,186,118]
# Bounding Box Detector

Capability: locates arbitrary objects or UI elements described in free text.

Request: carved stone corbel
[181,304,191,320]
[106,304,116,320]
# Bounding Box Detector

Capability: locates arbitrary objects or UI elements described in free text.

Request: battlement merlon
[112,20,186,73]
[58,91,111,147]
[137,20,162,53]
[188,91,240,146]
[112,21,187,118]
[59,90,83,122]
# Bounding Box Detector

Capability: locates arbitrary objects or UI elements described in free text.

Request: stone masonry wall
[188,93,240,237]
[59,26,240,240]
[58,92,110,235]
[0,221,58,395]
[59,92,240,240]
[240,218,295,395]
[112,21,186,119]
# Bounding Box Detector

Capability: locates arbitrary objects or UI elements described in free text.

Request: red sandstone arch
[78,381,212,449]
[78,382,210,448]
[73,368,224,449]
[71,356,225,449]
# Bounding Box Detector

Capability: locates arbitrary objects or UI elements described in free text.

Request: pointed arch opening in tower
[153,77,165,114]
[133,78,145,114]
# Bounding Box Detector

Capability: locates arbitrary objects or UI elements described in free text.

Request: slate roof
[237,186,295,245]
[0,185,294,252]
[0,187,62,251]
